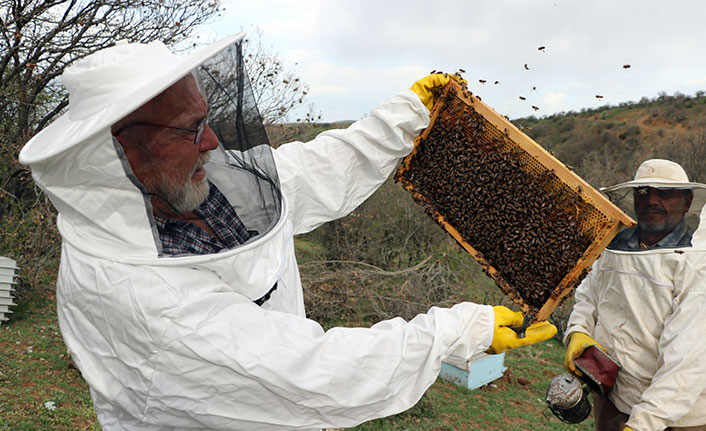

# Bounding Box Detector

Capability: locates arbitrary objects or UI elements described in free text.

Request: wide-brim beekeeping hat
[601,158,706,229]
[19,32,245,164]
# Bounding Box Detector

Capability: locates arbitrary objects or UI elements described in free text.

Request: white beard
[155,151,211,213]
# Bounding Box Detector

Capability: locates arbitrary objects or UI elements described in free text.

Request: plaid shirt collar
[608,219,693,251]
[154,182,256,256]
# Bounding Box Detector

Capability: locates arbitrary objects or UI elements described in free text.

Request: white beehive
[0,257,19,325]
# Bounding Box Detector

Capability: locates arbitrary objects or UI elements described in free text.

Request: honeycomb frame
[396,82,636,321]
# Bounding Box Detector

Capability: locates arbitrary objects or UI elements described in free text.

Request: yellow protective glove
[410,73,467,111]
[486,306,557,354]
[623,427,633,431]
[564,332,605,377]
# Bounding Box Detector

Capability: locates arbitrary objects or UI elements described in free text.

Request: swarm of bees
[460,44,634,118]
[508,45,635,110]
[396,83,601,312]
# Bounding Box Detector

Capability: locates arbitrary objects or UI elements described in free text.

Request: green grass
[294,237,327,261]
[0,292,100,431]
[351,340,594,431]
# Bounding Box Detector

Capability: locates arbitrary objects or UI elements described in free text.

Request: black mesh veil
[194,40,282,242]
[199,41,271,152]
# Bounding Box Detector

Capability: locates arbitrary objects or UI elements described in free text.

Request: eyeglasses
[113,116,208,145]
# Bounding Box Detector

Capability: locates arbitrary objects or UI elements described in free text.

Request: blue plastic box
[439,353,507,390]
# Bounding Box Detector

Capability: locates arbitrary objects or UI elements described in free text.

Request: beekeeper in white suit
[19,33,556,430]
[563,159,706,431]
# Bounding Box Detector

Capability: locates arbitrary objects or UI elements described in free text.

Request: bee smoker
[546,345,620,423]
[545,374,591,423]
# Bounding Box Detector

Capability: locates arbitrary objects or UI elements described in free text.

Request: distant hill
[266,121,354,148]
[266,92,706,191]
[513,92,706,188]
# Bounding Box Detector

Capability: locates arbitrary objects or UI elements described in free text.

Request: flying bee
[532,105,539,111]
[459,68,466,73]
[623,64,631,69]
[479,79,486,84]
[595,95,604,99]
[524,63,530,70]
[538,46,546,51]
[494,80,500,85]
[519,96,526,100]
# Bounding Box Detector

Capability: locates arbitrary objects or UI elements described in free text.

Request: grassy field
[0,291,100,431]
[352,340,595,431]
[0,274,595,431]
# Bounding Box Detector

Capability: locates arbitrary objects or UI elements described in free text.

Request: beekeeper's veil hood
[601,158,706,247]
[19,33,282,259]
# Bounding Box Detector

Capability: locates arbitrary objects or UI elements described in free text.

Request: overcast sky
[204,0,706,122]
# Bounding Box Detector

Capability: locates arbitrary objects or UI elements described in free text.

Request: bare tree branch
[0,0,222,231]
[242,28,320,125]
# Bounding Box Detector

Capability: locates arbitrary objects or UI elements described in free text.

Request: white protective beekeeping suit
[564,160,706,430]
[19,33,497,430]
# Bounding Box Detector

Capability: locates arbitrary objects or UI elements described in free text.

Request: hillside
[268,91,706,191]
[513,92,706,188]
